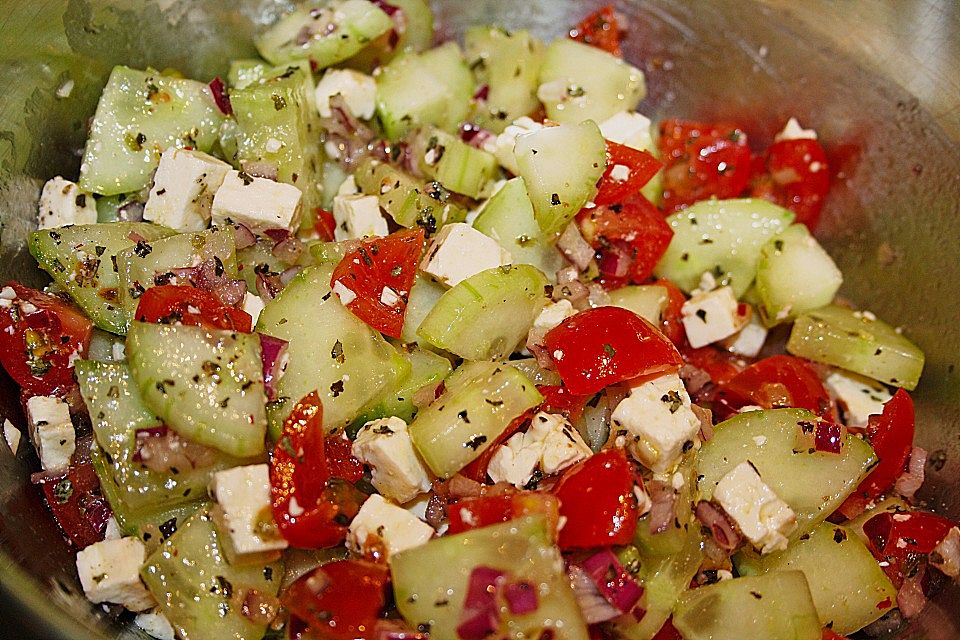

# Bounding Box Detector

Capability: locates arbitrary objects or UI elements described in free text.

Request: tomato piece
[330,228,425,339]
[714,355,834,419]
[0,283,92,396]
[135,285,252,333]
[553,449,638,549]
[460,409,534,483]
[862,510,956,587]
[658,119,752,213]
[751,139,830,230]
[655,278,688,347]
[821,630,849,640]
[544,306,682,396]
[282,559,390,640]
[569,5,623,56]
[537,385,592,423]
[651,619,683,640]
[594,142,663,206]
[837,389,914,520]
[447,492,560,537]
[323,435,364,484]
[681,345,744,387]
[314,208,337,242]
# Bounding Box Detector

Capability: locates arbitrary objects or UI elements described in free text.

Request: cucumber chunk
[787,305,925,389]
[537,39,645,125]
[227,58,270,90]
[141,507,282,640]
[409,362,542,478]
[417,265,550,361]
[673,571,821,640]
[352,347,452,427]
[392,516,588,640]
[29,222,174,334]
[400,275,446,345]
[735,522,897,635]
[755,224,843,325]
[353,157,467,231]
[127,322,267,458]
[654,198,795,297]
[696,408,876,539]
[607,284,670,326]
[515,120,606,236]
[417,128,499,199]
[465,27,545,133]
[79,66,225,196]
[343,0,434,71]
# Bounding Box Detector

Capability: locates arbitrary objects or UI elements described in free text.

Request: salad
[2,2,957,639]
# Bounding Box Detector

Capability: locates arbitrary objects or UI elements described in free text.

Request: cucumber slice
[400,275,447,345]
[141,507,282,640]
[787,305,925,389]
[735,522,897,634]
[654,198,795,297]
[417,265,550,360]
[607,284,670,326]
[537,39,645,125]
[392,516,588,640]
[473,177,565,277]
[409,362,542,478]
[254,0,393,69]
[86,329,125,363]
[227,58,270,90]
[504,357,561,386]
[696,408,877,539]
[417,129,499,199]
[673,572,821,640]
[237,237,296,292]
[464,27,545,133]
[79,66,225,196]
[29,223,174,335]
[755,224,843,326]
[515,120,606,236]
[343,0,434,71]
[127,322,268,458]
[353,157,467,231]
[352,347,452,427]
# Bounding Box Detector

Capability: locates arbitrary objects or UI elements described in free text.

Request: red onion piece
[133,425,216,473]
[472,84,490,102]
[232,223,257,250]
[374,620,429,640]
[578,549,644,614]
[930,526,960,578]
[895,446,927,499]
[320,94,378,170]
[118,201,145,222]
[242,161,278,181]
[679,363,712,395]
[695,500,742,551]
[814,420,845,454]
[459,122,496,150]
[280,265,303,286]
[567,564,621,624]
[896,566,928,618]
[647,480,677,535]
[424,492,447,530]
[371,0,400,16]
[256,272,285,301]
[597,242,632,279]
[691,404,714,442]
[502,580,539,615]
[208,77,232,116]
[586,283,611,308]
[557,223,595,271]
[457,566,505,640]
[272,235,304,264]
[238,588,279,625]
[259,334,289,402]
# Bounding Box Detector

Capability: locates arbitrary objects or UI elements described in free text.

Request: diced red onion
[256,272,285,301]
[695,501,742,551]
[445,474,484,499]
[578,549,644,614]
[814,421,845,454]
[242,161,278,181]
[371,0,400,16]
[930,526,960,578]
[586,283,611,308]
[457,566,505,640]
[597,242,633,279]
[679,363,712,395]
[272,235,304,264]
[503,580,539,615]
[30,468,65,485]
[896,566,928,618]
[119,201,145,222]
[374,620,429,640]
[191,258,247,307]
[567,564,621,624]
[238,588,279,625]
[412,382,442,409]
[646,480,677,535]
[232,223,257,250]
[472,84,490,102]
[320,94,378,171]
[557,224,595,271]
[895,446,927,499]
[424,492,447,530]
[208,77,233,116]
[459,123,496,150]
[691,404,714,442]
[279,266,303,286]
[259,334,288,402]
[133,425,216,473]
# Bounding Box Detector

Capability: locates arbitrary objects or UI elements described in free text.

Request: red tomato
[330,228,425,339]
[656,278,688,346]
[282,560,390,640]
[447,492,560,537]
[714,355,834,419]
[862,510,956,587]
[651,619,683,640]
[460,409,533,483]
[538,385,592,423]
[324,435,364,484]
[682,345,744,387]
[544,306,683,396]
[569,5,623,56]
[314,208,337,242]
[135,284,252,333]
[751,139,830,230]
[553,449,638,549]
[837,389,914,520]
[821,630,849,640]
[658,119,753,213]
[594,142,663,206]
[0,283,92,397]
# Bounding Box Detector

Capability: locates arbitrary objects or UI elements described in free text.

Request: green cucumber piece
[400,276,448,345]
[227,59,270,90]
[504,357,561,386]
[654,198,795,297]
[696,408,876,539]
[607,284,670,326]
[515,120,606,235]
[237,237,298,292]
[392,516,588,640]
[756,224,843,325]
[353,158,467,231]
[86,329,125,363]
[141,507,282,640]
[79,66,225,196]
[418,129,499,199]
[409,362,542,478]
[787,305,925,389]
[735,522,897,635]
[417,265,550,360]
[633,455,697,558]
[352,347,452,427]
[343,0,434,71]
[465,27,545,133]
[673,572,821,640]
[537,39,645,125]
[127,322,267,458]
[29,223,174,334]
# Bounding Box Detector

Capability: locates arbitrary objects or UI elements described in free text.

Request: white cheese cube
[134,611,176,640]
[210,464,288,559]
[353,417,433,503]
[681,286,747,348]
[487,431,543,487]
[420,223,511,287]
[211,171,303,233]
[599,111,655,152]
[103,517,122,541]
[37,176,98,229]
[3,419,20,456]
[242,292,265,326]
[611,373,700,473]
[774,117,818,142]
[143,148,232,232]
[487,412,591,487]
[337,174,361,196]
[824,369,892,427]
[25,395,75,472]
[526,299,576,350]
[720,310,768,358]
[347,494,434,558]
[75,537,155,611]
[332,194,388,240]
[713,461,797,554]
[485,116,544,174]
[315,69,377,120]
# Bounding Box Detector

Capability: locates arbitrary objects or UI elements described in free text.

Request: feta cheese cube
[713,461,797,554]
[242,292,265,326]
[487,412,591,487]
[143,148,232,232]
[485,116,544,174]
[315,69,377,120]
[824,369,892,427]
[353,417,433,503]
[337,174,361,197]
[210,464,288,561]
[774,117,818,142]
[332,194,388,240]
[347,493,434,558]
[599,111,655,152]
[75,537,155,611]
[611,373,700,473]
[681,286,747,348]
[134,610,176,640]
[211,171,302,233]
[486,431,543,487]
[25,395,75,472]
[526,299,575,350]
[37,176,98,229]
[420,223,511,287]
[104,516,122,541]
[720,309,768,358]
[3,419,20,456]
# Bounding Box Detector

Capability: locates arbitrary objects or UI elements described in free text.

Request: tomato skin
[594,142,662,206]
[569,5,623,56]
[651,619,683,640]
[656,278,688,347]
[135,285,252,333]
[544,306,683,396]
[681,345,744,387]
[447,492,560,536]
[862,510,956,587]
[821,630,849,640]
[751,138,830,230]
[314,208,337,242]
[460,409,533,483]
[553,449,638,549]
[714,355,834,420]
[330,228,425,339]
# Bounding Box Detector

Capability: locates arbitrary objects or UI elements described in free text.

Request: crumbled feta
[337,174,361,197]
[824,369,893,427]
[332,280,358,306]
[103,517,122,541]
[485,116,545,174]
[134,610,176,640]
[774,117,818,142]
[681,286,748,348]
[37,177,98,229]
[75,537,155,611]
[211,170,303,233]
[315,69,377,120]
[353,417,433,503]
[713,461,797,554]
[25,395,75,473]
[599,111,655,152]
[526,299,575,350]
[111,342,126,362]
[420,223,511,287]
[332,194,388,240]
[210,464,288,561]
[720,309,768,358]
[242,292,265,326]
[346,493,434,558]
[3,419,20,455]
[143,148,232,232]
[487,412,592,487]
[379,286,401,307]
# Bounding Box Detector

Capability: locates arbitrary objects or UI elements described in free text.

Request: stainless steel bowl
[0,1,957,638]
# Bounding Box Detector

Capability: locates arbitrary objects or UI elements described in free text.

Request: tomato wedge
[862,510,957,587]
[751,138,830,230]
[447,492,560,537]
[314,208,337,242]
[714,355,834,419]
[135,284,252,333]
[594,142,663,206]
[656,278,688,347]
[682,345,744,387]
[544,306,683,396]
[460,409,534,483]
[569,5,623,57]
[538,385,592,423]
[330,228,425,339]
